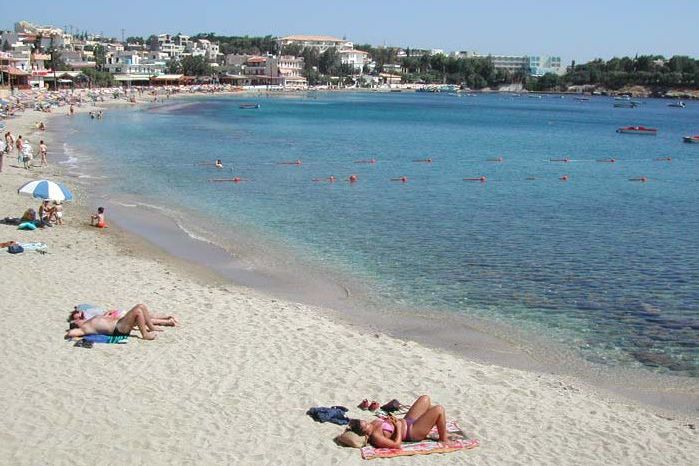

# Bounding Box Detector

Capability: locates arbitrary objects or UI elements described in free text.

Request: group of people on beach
[2,131,48,171]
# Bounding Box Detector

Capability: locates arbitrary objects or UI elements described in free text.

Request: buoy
[391,176,408,182]
[598,158,616,163]
[560,175,569,181]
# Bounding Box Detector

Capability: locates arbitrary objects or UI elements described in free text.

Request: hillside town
[0,20,564,91]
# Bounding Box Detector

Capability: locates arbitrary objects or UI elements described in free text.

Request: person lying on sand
[349,395,457,448]
[65,304,178,341]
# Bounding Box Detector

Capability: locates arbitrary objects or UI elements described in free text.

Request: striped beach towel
[72,334,129,344]
[360,420,479,460]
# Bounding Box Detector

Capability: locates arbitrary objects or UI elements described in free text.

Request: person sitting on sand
[66,304,178,341]
[39,200,54,224]
[348,395,456,448]
[90,207,106,228]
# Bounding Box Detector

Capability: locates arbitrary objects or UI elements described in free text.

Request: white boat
[613,96,641,108]
[668,101,686,108]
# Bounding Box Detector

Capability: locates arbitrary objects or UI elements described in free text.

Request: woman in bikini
[348,395,452,448]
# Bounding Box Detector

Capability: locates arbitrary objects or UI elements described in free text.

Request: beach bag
[8,244,24,254]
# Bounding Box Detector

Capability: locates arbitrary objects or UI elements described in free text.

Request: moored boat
[682,135,699,143]
[239,103,260,109]
[613,96,641,108]
[616,126,657,135]
[668,101,686,108]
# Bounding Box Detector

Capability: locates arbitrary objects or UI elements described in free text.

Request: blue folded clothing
[77,334,128,344]
[307,406,349,425]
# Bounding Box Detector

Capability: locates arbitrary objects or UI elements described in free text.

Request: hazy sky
[2,0,698,65]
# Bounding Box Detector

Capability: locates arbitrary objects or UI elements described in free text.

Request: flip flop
[358,399,370,410]
[368,401,380,411]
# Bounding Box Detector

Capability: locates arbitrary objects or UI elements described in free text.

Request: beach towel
[71,334,129,344]
[360,420,479,460]
[19,242,47,251]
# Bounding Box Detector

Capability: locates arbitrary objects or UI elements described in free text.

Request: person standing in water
[39,140,48,166]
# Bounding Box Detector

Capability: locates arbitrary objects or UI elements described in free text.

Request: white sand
[0,98,696,465]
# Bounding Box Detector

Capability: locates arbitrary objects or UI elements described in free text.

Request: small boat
[682,135,699,143]
[239,103,260,109]
[616,126,657,135]
[575,97,590,102]
[668,101,686,108]
[613,96,641,108]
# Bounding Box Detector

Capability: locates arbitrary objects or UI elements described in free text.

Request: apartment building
[278,34,352,52]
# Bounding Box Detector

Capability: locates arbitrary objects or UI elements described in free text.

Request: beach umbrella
[18,179,74,201]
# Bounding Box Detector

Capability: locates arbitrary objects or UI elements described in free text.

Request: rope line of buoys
[391,176,409,182]
[463,176,487,182]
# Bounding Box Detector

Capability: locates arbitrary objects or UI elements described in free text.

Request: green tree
[125,36,144,45]
[93,44,107,71]
[147,35,160,51]
[179,56,212,76]
[319,47,341,75]
[1,40,10,52]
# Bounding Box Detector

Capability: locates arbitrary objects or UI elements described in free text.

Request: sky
[2,0,698,65]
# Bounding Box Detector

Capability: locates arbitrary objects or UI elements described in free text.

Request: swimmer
[215,159,224,169]
[656,157,672,161]
[525,177,537,180]
[597,158,616,163]
[278,159,302,165]
[629,176,648,182]
[463,176,487,182]
[348,174,358,183]
[560,175,569,181]
[391,176,408,183]
[312,176,337,183]
[550,157,570,162]
[354,159,377,164]
[208,177,246,183]
[487,156,504,162]
[414,158,432,163]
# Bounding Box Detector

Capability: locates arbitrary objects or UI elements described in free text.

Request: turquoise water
[65,92,699,376]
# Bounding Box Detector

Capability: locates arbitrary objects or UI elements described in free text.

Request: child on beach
[39,140,48,166]
[90,207,106,228]
[52,201,63,225]
[22,141,33,170]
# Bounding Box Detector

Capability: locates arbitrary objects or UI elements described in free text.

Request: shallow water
[63,92,699,377]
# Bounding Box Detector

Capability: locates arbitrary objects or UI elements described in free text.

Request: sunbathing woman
[349,395,453,448]
[66,304,178,340]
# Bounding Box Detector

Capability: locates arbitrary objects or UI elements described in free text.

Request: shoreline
[0,89,697,465]
[55,93,699,417]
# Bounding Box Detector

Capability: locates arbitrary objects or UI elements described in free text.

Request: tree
[319,47,341,75]
[93,44,106,71]
[125,36,144,45]
[82,68,115,87]
[179,56,212,76]
[1,40,10,52]
[147,35,160,51]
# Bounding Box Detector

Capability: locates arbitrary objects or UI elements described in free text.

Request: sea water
[62,92,699,377]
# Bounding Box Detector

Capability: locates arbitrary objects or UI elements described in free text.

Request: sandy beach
[0,93,697,465]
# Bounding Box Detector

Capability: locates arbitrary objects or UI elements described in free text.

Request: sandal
[357,399,370,410]
[368,401,380,411]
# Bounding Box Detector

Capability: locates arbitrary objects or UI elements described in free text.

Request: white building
[278,34,352,52]
[339,49,369,72]
[105,51,166,75]
[456,51,563,76]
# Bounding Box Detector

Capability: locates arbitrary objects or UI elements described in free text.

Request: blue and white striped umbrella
[18,179,74,201]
